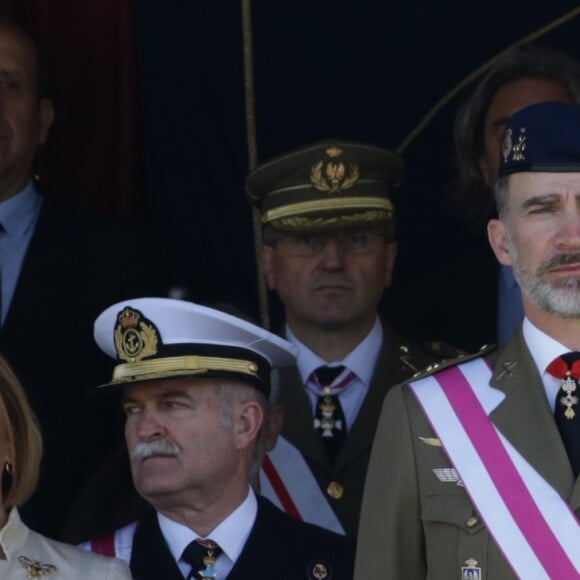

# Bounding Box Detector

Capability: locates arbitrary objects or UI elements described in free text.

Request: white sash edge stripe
[260,436,345,535]
[411,369,548,578]
[459,360,580,570]
[114,521,137,564]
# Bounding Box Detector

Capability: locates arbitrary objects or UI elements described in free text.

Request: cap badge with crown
[114,307,160,362]
[309,146,360,193]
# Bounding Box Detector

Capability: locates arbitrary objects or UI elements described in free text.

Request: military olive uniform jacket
[355,329,580,579]
[272,323,451,537]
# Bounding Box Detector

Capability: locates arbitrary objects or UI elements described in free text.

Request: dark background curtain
[3,0,579,323]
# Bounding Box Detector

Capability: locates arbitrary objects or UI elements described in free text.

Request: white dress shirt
[158,486,257,579]
[522,317,576,413]
[286,318,383,429]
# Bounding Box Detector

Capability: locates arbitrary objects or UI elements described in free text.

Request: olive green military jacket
[355,329,580,579]
[273,324,450,537]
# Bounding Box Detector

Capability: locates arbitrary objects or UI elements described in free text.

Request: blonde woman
[0,355,131,579]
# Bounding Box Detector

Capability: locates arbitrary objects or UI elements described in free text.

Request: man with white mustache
[131,439,181,462]
[83,298,355,580]
[356,102,580,579]
[246,141,455,537]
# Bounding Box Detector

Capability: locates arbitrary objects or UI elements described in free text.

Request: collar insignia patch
[497,361,518,381]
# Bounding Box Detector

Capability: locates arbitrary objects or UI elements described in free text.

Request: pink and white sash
[410,357,580,579]
[260,436,345,535]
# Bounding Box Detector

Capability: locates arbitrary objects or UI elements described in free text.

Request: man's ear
[234,401,264,450]
[487,218,513,266]
[261,244,277,290]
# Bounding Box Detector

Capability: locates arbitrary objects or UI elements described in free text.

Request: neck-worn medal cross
[547,356,580,419]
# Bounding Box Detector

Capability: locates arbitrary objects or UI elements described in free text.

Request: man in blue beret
[356,102,580,579]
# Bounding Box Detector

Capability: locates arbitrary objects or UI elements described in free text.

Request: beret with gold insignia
[94,298,296,397]
[499,101,580,177]
[246,140,402,234]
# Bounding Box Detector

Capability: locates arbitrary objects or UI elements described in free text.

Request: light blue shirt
[286,318,383,429]
[0,182,42,324]
[497,265,524,347]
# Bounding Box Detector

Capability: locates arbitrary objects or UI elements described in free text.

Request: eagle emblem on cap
[114,307,159,362]
[310,146,359,193]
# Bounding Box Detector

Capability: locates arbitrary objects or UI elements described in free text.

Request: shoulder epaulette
[409,343,496,381]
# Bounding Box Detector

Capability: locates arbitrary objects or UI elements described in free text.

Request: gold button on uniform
[327,481,344,499]
[466,515,478,528]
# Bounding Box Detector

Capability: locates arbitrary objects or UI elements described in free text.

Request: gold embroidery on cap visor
[103,354,260,386]
[271,209,393,231]
[262,197,393,231]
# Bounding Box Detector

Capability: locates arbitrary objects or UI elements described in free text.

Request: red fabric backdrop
[0,0,139,220]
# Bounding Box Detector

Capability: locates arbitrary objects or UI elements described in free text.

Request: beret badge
[501,128,513,163]
[114,307,159,362]
[502,126,526,164]
[310,146,360,193]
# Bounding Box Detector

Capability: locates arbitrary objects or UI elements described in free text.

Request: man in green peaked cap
[247,140,455,537]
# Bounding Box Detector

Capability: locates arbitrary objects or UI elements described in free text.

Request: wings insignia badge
[419,436,442,447]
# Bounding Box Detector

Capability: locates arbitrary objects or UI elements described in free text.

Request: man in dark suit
[356,102,580,579]
[83,298,354,580]
[246,141,453,536]
[0,17,162,537]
